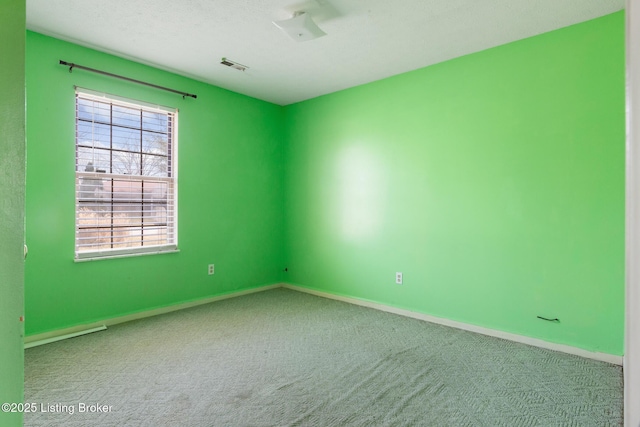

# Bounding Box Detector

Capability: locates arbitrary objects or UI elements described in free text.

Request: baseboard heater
[24,325,107,349]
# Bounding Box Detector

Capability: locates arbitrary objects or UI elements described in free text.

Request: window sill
[74,247,179,262]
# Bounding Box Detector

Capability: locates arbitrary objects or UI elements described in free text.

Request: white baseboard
[24,284,281,347]
[25,325,108,349]
[282,283,623,366]
[25,282,622,366]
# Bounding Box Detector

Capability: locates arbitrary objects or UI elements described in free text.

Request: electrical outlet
[208,264,215,275]
[396,272,403,284]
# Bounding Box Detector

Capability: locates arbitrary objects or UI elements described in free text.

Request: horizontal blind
[75,91,177,259]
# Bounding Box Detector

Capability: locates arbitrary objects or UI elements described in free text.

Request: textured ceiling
[26,0,624,106]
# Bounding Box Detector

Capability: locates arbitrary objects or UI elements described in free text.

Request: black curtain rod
[59,60,197,99]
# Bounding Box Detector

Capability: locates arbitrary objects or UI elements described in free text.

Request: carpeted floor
[24,288,623,426]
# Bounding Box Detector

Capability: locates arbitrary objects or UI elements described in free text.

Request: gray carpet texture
[24,288,623,426]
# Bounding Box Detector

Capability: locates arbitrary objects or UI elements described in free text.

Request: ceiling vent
[220,58,248,72]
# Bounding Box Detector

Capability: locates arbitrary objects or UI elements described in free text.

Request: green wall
[283,12,625,355]
[25,12,625,356]
[0,0,25,425]
[25,32,285,336]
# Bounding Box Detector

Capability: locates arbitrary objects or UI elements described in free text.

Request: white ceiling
[27,0,624,106]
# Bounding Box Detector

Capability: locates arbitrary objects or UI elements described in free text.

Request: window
[75,90,177,260]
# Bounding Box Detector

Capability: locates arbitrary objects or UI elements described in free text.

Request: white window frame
[74,89,178,261]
